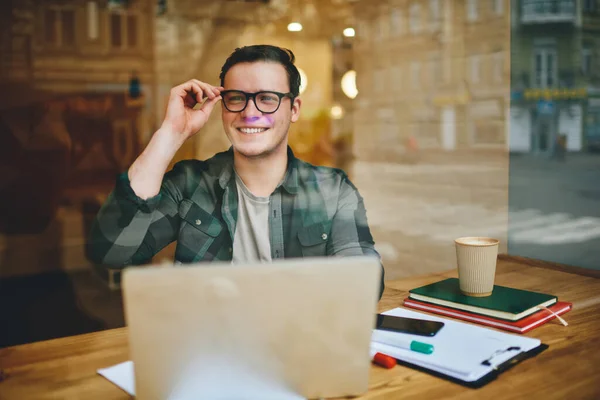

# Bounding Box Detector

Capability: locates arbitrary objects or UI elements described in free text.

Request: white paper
[97,361,136,396]
[97,361,306,399]
[370,308,541,382]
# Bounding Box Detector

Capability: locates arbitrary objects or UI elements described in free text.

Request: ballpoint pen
[372,331,435,355]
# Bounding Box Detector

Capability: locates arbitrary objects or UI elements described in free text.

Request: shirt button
[195,219,202,225]
[321,233,328,240]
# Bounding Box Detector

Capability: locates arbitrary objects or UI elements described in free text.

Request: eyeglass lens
[223,91,282,113]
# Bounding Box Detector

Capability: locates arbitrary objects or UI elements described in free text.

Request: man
[87,45,384,298]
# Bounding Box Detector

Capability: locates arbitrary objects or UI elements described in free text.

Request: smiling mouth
[237,127,269,134]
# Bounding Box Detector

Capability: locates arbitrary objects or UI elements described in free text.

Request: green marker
[407,340,434,354]
[373,335,434,355]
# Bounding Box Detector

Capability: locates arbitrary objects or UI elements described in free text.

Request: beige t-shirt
[231,173,272,263]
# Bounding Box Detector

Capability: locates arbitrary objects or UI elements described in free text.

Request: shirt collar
[218,146,299,195]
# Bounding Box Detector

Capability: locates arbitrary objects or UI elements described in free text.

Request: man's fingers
[171,80,205,102]
[199,95,222,116]
[190,81,205,103]
[172,80,223,106]
[192,79,222,98]
[187,95,221,129]
[172,80,195,97]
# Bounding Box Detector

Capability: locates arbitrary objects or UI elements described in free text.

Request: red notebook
[403,298,572,334]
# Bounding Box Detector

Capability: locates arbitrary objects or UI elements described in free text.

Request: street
[508,153,600,271]
[352,152,600,280]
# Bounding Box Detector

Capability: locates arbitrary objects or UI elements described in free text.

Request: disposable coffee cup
[454,237,499,297]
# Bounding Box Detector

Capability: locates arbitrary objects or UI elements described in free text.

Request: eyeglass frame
[220,90,295,114]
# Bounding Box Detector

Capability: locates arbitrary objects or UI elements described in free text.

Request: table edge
[498,254,600,278]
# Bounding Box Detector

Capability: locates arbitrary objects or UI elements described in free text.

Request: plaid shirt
[87,146,384,296]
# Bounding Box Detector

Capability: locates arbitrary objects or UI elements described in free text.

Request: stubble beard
[232,120,291,160]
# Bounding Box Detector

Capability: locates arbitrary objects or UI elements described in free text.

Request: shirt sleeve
[85,163,187,268]
[328,175,386,299]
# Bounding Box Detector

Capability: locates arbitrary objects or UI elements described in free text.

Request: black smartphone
[375,314,445,337]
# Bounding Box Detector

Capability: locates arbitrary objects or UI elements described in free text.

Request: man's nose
[241,96,262,118]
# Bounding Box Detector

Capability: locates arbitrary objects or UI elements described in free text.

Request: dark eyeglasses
[221,90,294,114]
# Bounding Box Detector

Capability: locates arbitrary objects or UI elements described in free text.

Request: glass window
[533,47,557,88]
[379,14,389,39]
[546,52,555,87]
[429,57,441,85]
[534,52,543,86]
[374,68,384,93]
[582,48,592,76]
[43,8,75,47]
[469,54,481,83]
[390,8,403,36]
[509,7,600,271]
[110,14,122,48]
[127,15,138,48]
[391,65,402,91]
[409,3,421,34]
[493,0,504,15]
[44,10,57,45]
[61,10,76,47]
[492,52,504,83]
[583,0,597,12]
[374,15,382,40]
[430,0,440,21]
[467,0,478,22]
[443,55,452,83]
[410,61,420,88]
[87,1,99,40]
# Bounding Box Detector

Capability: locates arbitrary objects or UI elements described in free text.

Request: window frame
[42,6,77,49]
[532,46,558,88]
[467,0,479,22]
[109,10,140,50]
[409,2,422,34]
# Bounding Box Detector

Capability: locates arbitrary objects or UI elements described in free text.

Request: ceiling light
[343,27,355,37]
[341,70,358,99]
[330,104,344,119]
[298,68,308,94]
[287,22,303,32]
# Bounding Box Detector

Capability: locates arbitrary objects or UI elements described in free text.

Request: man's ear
[290,97,302,123]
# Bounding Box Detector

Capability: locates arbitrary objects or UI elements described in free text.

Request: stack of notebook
[403,278,572,334]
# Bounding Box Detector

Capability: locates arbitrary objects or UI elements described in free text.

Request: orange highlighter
[370,350,397,369]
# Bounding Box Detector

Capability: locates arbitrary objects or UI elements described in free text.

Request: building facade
[1,0,156,95]
[510,0,600,153]
[0,0,157,169]
[0,0,157,277]
[352,0,510,162]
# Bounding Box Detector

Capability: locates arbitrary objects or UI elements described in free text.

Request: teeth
[239,128,267,134]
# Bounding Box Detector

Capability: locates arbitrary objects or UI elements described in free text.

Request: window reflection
[509,0,600,269]
[0,0,598,350]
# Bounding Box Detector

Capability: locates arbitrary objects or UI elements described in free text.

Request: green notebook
[408,278,557,321]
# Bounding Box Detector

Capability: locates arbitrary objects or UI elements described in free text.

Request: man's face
[221,61,301,159]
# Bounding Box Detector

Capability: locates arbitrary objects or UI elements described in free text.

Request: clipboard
[371,308,549,388]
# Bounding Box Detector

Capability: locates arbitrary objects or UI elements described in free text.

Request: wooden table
[1,256,599,399]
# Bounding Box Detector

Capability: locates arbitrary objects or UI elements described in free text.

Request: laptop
[122,256,381,400]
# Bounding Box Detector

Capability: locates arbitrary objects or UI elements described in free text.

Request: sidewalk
[352,159,509,280]
[509,152,600,171]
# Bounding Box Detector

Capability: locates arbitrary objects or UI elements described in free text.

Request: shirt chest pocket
[297,221,332,257]
[176,200,223,263]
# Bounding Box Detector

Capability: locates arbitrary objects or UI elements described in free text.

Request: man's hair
[219,45,301,97]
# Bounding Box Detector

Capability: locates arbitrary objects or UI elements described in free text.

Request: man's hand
[161,79,223,141]
[127,80,223,200]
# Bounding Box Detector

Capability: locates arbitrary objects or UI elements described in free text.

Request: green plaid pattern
[87,146,384,297]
